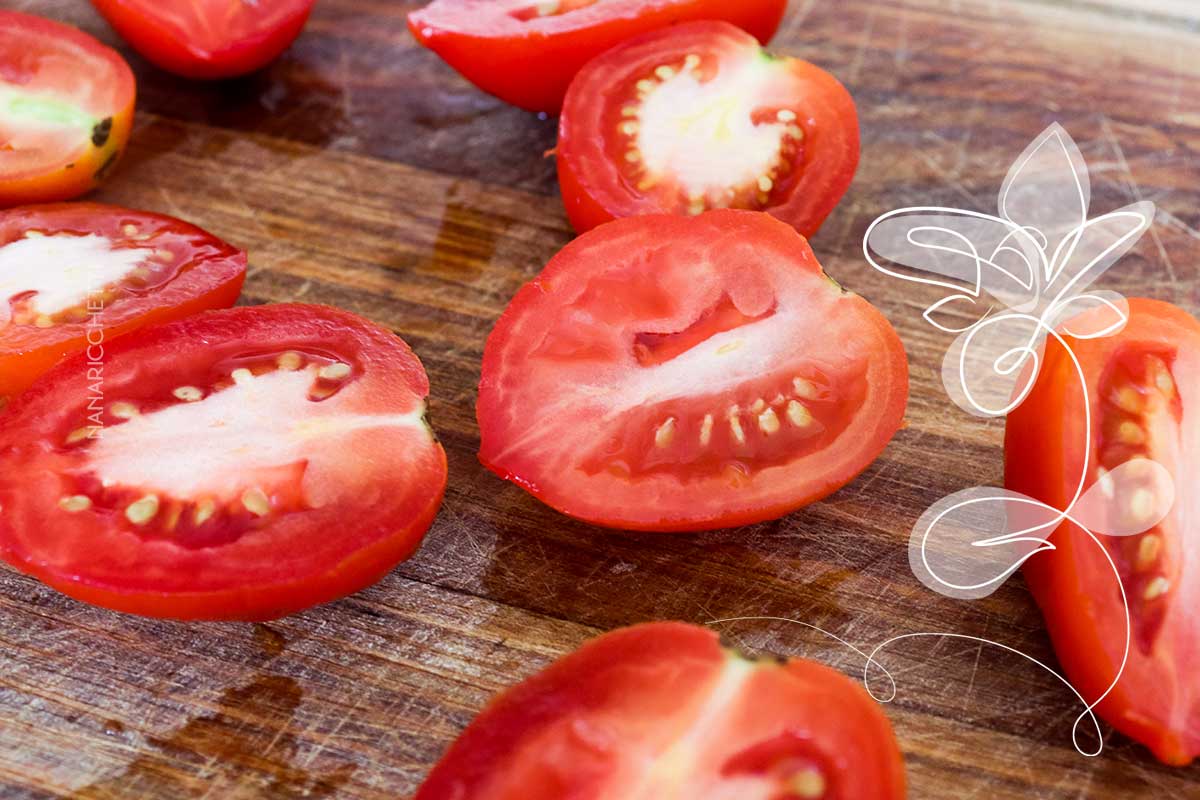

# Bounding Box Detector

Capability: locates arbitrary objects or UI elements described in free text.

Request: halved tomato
[0,11,135,206]
[408,0,787,113]
[0,203,246,404]
[0,304,447,621]
[558,21,858,238]
[477,210,908,531]
[416,622,907,799]
[90,0,315,79]
[1006,298,1200,765]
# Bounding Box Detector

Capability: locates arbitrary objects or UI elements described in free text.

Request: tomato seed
[1136,534,1161,570]
[1143,576,1170,601]
[789,768,826,798]
[125,495,159,525]
[242,488,270,517]
[193,499,217,526]
[277,351,304,371]
[58,495,92,512]
[110,401,139,419]
[699,414,713,446]
[173,386,203,402]
[758,407,780,434]
[787,400,813,428]
[654,417,676,448]
[318,362,352,381]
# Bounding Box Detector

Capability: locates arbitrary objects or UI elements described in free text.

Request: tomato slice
[407,0,787,113]
[1006,298,1200,765]
[0,304,447,621]
[0,203,247,404]
[558,21,859,238]
[477,210,908,531]
[0,11,135,206]
[89,0,315,79]
[416,622,906,799]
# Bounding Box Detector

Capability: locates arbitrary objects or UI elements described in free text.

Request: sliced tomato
[477,210,908,531]
[1006,298,1200,765]
[558,21,858,238]
[0,11,135,206]
[0,203,246,404]
[89,0,315,79]
[416,622,906,799]
[0,304,447,621]
[408,0,787,113]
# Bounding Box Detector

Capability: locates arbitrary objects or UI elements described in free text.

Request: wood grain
[2,1,1200,798]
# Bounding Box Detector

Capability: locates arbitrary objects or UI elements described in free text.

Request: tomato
[0,203,246,404]
[407,0,787,113]
[89,0,315,79]
[416,622,906,799]
[0,11,135,206]
[558,21,859,238]
[1006,298,1200,765]
[0,303,447,621]
[477,210,908,531]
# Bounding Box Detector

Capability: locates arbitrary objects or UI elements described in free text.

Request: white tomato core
[0,233,149,324]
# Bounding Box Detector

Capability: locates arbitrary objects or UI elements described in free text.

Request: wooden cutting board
[2,1,1199,797]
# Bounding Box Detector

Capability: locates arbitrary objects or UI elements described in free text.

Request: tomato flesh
[558,21,859,238]
[0,11,135,205]
[416,622,906,799]
[1006,298,1200,765]
[0,304,447,620]
[408,0,787,112]
[90,0,315,79]
[477,210,908,531]
[0,203,246,403]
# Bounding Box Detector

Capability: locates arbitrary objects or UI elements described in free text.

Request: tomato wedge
[558,21,859,238]
[0,304,447,621]
[408,0,787,113]
[1006,298,1200,765]
[477,210,908,531]
[0,203,246,404]
[89,0,315,79]
[0,11,135,206]
[416,622,906,799]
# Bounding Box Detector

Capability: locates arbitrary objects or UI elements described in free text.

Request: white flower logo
[862,123,1174,755]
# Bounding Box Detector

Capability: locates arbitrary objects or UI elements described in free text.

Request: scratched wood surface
[1,0,1199,797]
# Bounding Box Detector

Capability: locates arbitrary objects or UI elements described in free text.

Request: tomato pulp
[416,622,906,799]
[558,21,859,238]
[477,210,908,531]
[0,11,135,205]
[1006,298,1200,765]
[90,0,315,79]
[408,0,787,112]
[0,203,246,403]
[0,304,447,620]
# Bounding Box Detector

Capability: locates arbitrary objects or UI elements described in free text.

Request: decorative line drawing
[712,124,1174,758]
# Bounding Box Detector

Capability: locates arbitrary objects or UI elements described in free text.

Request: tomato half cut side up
[416,622,907,799]
[89,0,315,79]
[1006,298,1200,765]
[0,304,448,621]
[0,203,247,404]
[558,21,859,238]
[0,11,135,205]
[477,210,908,531]
[407,0,788,113]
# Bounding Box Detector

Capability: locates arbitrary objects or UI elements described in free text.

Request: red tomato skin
[1006,298,1200,766]
[89,0,314,79]
[408,0,788,112]
[0,12,136,205]
[477,211,909,532]
[558,21,859,238]
[416,622,906,799]
[0,304,447,621]
[0,203,247,400]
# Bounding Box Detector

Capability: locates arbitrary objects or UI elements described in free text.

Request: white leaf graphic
[1043,202,1154,308]
[909,488,1059,600]
[1072,458,1175,537]
[999,122,1090,271]
[1046,290,1129,340]
[863,209,1041,310]
[941,312,1043,417]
